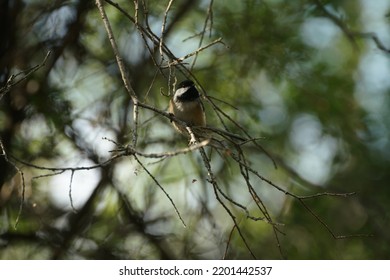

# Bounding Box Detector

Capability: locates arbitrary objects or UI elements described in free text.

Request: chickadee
[168,80,247,150]
[169,80,206,135]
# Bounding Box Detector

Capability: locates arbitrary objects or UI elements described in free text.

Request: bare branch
[0,51,51,100]
[164,37,225,68]
[68,170,77,213]
[134,155,187,228]
[191,0,215,70]
[314,0,390,53]
[1,139,27,229]
[160,0,175,59]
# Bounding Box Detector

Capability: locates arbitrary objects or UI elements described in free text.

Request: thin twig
[68,170,77,213]
[198,146,257,259]
[134,155,187,227]
[314,0,390,53]
[1,139,27,229]
[96,0,137,100]
[96,0,140,146]
[160,0,174,59]
[110,138,211,158]
[0,51,51,99]
[298,199,373,239]
[164,37,224,68]
[223,224,236,259]
[235,145,285,258]
[191,0,214,70]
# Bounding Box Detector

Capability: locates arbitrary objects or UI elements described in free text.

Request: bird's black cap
[175,80,199,102]
[177,80,194,89]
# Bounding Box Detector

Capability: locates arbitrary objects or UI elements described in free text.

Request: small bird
[169,80,206,136]
[169,80,247,150]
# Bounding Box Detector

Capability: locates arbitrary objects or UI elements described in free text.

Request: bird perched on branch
[169,80,206,136]
[168,79,273,164]
[168,79,247,150]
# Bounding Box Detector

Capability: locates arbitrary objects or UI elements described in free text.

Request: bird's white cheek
[173,87,189,101]
[174,100,198,113]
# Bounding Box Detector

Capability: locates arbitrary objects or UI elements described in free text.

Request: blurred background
[1,0,390,259]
